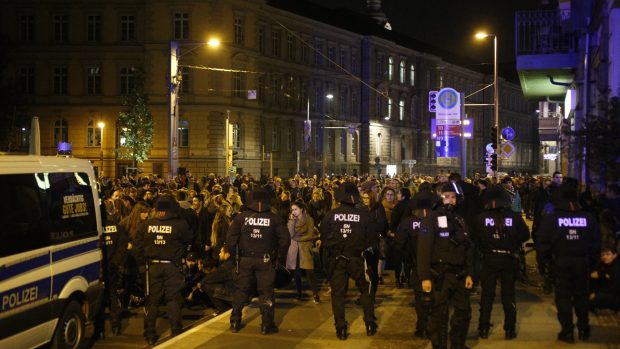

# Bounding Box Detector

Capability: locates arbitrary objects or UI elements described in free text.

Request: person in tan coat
[286,200,321,303]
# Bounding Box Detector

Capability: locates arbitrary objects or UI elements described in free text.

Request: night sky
[306,0,542,81]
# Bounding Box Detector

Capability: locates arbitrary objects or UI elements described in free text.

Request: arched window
[399,60,405,83]
[53,119,68,146]
[387,97,393,119]
[232,122,241,148]
[409,64,415,86]
[388,56,394,80]
[178,120,189,147]
[87,120,101,146]
[399,100,405,120]
[351,131,359,161]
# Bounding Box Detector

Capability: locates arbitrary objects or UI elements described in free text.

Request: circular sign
[438,88,459,109]
[502,127,516,141]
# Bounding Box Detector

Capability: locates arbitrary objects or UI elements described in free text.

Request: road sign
[436,88,461,122]
[502,127,516,141]
[436,124,461,137]
[401,160,417,165]
[501,141,516,158]
[485,143,495,154]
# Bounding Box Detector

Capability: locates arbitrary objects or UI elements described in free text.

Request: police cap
[154,195,180,220]
[412,190,437,210]
[440,183,457,194]
[484,185,512,209]
[335,182,361,204]
[247,187,271,212]
[554,182,582,211]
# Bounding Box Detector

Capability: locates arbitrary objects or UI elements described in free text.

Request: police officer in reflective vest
[394,190,437,339]
[320,182,378,340]
[226,188,290,335]
[473,186,529,340]
[139,195,193,345]
[417,183,474,349]
[100,199,129,336]
[537,182,601,343]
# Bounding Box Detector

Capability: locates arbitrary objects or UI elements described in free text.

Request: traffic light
[231,150,239,167]
[490,126,498,150]
[490,153,498,172]
[428,91,438,112]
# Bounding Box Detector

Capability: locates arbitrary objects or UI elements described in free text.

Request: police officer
[537,182,601,343]
[394,190,437,339]
[226,188,290,335]
[417,184,474,349]
[99,199,129,336]
[320,182,378,340]
[137,195,193,346]
[473,186,529,340]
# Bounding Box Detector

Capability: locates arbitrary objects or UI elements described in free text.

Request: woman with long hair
[361,189,386,301]
[209,203,233,260]
[285,200,320,303]
[378,187,397,284]
[119,201,152,309]
[308,188,326,229]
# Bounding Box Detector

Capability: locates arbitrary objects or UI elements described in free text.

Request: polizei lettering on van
[334,214,360,222]
[245,217,271,226]
[558,217,587,227]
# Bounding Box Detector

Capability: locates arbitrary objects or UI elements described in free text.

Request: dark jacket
[320,204,378,257]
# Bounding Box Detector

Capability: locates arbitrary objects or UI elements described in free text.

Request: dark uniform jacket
[102,215,129,268]
[138,212,193,263]
[320,204,378,257]
[417,205,474,281]
[226,208,290,260]
[394,215,424,263]
[472,208,530,256]
[537,208,601,269]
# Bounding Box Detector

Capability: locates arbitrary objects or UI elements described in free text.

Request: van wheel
[51,301,86,349]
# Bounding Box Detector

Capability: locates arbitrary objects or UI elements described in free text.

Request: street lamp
[475,31,499,174]
[324,94,334,176]
[97,121,105,178]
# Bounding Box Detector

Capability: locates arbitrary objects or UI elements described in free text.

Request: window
[271,30,280,57]
[53,66,68,95]
[340,87,348,116]
[376,56,383,78]
[376,95,384,117]
[401,136,407,160]
[258,76,265,101]
[271,77,279,105]
[287,35,295,60]
[19,15,35,41]
[388,56,394,80]
[439,73,444,88]
[314,129,321,156]
[301,41,308,64]
[387,97,393,119]
[87,66,101,95]
[232,123,241,148]
[234,16,244,45]
[328,130,334,154]
[179,68,190,94]
[121,15,135,41]
[53,14,68,42]
[351,132,359,160]
[257,24,265,54]
[178,120,189,147]
[351,90,358,116]
[314,42,323,66]
[233,72,242,97]
[409,64,415,86]
[399,60,405,83]
[18,66,34,95]
[339,49,347,69]
[340,130,346,155]
[271,127,279,151]
[53,119,68,145]
[286,127,293,152]
[87,15,101,41]
[351,53,358,74]
[314,86,323,112]
[87,120,102,146]
[120,66,135,95]
[328,47,335,68]
[399,99,405,120]
[174,12,189,40]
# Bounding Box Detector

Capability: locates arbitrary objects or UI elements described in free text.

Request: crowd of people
[95,169,620,347]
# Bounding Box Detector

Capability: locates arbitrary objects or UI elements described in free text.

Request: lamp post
[97,121,105,178]
[324,93,334,176]
[475,32,499,174]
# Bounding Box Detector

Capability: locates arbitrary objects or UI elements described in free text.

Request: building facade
[1,0,538,178]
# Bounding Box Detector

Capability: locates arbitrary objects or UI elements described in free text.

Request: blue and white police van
[0,155,104,349]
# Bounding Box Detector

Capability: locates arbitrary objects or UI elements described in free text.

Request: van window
[0,174,47,257]
[48,172,98,244]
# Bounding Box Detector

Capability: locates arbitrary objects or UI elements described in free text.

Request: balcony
[515,10,578,100]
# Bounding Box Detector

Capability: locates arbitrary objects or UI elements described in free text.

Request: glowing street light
[97,121,105,178]
[475,31,499,174]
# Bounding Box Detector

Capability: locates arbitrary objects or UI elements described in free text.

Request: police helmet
[553,181,582,211]
[335,182,361,205]
[412,190,437,210]
[440,183,457,194]
[247,188,271,212]
[154,195,180,220]
[484,185,512,209]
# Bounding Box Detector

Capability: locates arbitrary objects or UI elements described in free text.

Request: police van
[0,155,104,349]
